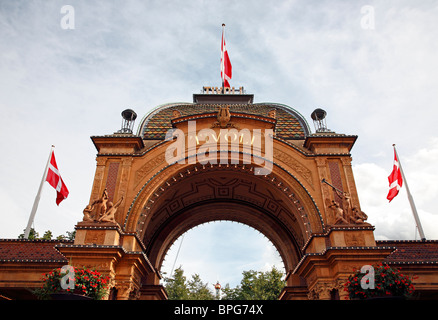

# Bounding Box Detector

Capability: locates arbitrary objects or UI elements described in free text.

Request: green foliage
[164,267,190,300]
[221,266,285,300]
[221,283,240,300]
[34,266,110,300]
[163,266,215,300]
[18,228,39,239]
[187,274,216,300]
[18,228,75,240]
[41,230,53,240]
[345,262,415,300]
[164,266,285,300]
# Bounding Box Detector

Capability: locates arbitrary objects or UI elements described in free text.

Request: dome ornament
[311,108,330,133]
[118,109,137,134]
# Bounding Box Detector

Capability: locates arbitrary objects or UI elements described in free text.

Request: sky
[1,0,438,290]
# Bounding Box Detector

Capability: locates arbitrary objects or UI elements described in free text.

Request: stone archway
[60,92,394,300]
[61,132,393,300]
[147,200,298,276]
[153,203,291,273]
[123,160,325,297]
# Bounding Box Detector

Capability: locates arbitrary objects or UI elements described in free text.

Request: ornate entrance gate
[57,90,393,300]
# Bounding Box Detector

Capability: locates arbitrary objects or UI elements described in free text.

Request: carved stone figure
[341,192,352,218]
[350,207,368,224]
[82,204,95,222]
[328,200,349,225]
[94,189,109,221]
[268,109,276,119]
[217,105,231,128]
[325,190,368,225]
[172,110,181,119]
[82,188,123,224]
[99,196,124,223]
[332,188,352,220]
[211,105,238,129]
[329,189,369,224]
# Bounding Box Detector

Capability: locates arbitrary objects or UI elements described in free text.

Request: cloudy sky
[1,0,438,289]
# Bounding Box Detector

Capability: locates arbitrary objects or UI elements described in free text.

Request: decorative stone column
[56,221,158,300]
[295,226,395,300]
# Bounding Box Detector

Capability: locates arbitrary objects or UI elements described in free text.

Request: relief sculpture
[82,188,124,224]
[324,182,368,226]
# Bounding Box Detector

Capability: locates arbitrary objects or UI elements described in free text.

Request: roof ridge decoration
[136,102,193,136]
[254,102,311,135]
[137,101,311,140]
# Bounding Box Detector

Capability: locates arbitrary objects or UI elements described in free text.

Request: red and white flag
[221,24,232,88]
[387,149,403,202]
[46,150,69,205]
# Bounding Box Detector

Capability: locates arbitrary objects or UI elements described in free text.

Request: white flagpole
[221,23,225,91]
[24,145,54,239]
[393,144,426,241]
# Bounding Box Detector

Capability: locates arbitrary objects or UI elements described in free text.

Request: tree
[221,266,285,300]
[18,228,39,239]
[18,229,75,241]
[221,283,240,300]
[66,230,76,240]
[41,230,53,240]
[164,266,285,300]
[56,230,76,240]
[163,266,215,300]
[187,274,215,300]
[164,267,189,300]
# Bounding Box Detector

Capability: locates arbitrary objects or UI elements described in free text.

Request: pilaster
[294,226,395,300]
[56,222,159,300]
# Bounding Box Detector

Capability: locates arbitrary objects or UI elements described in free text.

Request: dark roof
[377,240,438,265]
[1,239,437,266]
[138,102,311,140]
[0,239,71,263]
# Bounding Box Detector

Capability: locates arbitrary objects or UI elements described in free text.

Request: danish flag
[221,24,232,88]
[45,150,69,205]
[387,149,403,202]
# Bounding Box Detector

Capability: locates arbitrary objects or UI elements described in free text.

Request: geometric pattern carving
[130,164,324,276]
[273,149,313,187]
[134,153,166,188]
[328,161,344,205]
[132,163,321,251]
[147,175,290,238]
[106,162,120,202]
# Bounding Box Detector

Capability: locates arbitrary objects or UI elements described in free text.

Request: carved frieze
[134,153,166,188]
[273,149,313,188]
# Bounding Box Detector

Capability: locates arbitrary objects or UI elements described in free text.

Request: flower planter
[35,267,110,300]
[344,263,415,300]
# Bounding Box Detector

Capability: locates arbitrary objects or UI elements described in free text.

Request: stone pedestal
[74,221,122,246]
[303,225,377,255]
[279,274,308,300]
[56,221,158,300]
[139,285,168,300]
[288,225,395,300]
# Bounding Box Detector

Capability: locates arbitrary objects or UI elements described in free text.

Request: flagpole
[24,145,54,239]
[393,144,426,241]
[221,23,225,92]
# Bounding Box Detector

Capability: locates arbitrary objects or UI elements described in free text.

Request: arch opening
[160,221,285,290]
[126,164,326,288]
[146,199,301,275]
